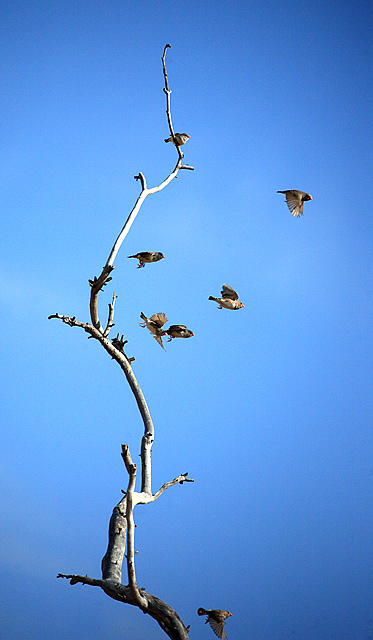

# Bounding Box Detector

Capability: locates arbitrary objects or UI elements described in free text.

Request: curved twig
[135,473,194,506]
[162,45,174,135]
[89,265,115,332]
[104,292,117,337]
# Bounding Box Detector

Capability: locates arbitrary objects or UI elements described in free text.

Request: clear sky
[1,0,372,639]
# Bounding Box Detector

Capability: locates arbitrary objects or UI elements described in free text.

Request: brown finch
[128,252,164,268]
[166,325,194,341]
[277,190,312,217]
[139,312,168,351]
[164,133,190,146]
[198,608,232,640]
[209,284,244,310]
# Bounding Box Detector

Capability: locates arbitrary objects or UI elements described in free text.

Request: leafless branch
[132,473,195,506]
[88,265,115,332]
[99,464,194,587]
[51,45,195,639]
[103,292,117,337]
[122,445,148,608]
[161,44,184,162]
[57,574,190,640]
[152,473,194,501]
[91,44,194,322]
[162,46,174,133]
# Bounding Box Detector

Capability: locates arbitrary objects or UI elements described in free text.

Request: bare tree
[49,45,194,640]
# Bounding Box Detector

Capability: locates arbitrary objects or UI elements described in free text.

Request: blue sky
[1,0,372,638]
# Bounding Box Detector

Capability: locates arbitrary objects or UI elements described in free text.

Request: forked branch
[50,45,194,640]
[57,574,190,640]
[90,45,193,332]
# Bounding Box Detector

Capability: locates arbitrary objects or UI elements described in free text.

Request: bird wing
[208,618,226,640]
[168,325,187,332]
[284,192,301,216]
[138,252,153,261]
[154,335,166,351]
[221,284,239,300]
[150,313,168,328]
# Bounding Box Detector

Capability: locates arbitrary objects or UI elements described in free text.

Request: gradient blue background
[1,1,372,638]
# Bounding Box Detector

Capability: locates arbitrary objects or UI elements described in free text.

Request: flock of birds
[128,249,244,352]
[129,135,313,637]
[129,133,312,355]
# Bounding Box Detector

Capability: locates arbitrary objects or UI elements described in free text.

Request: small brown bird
[277,190,312,217]
[128,252,164,268]
[209,284,244,310]
[164,133,190,146]
[166,325,194,342]
[139,312,168,350]
[198,608,232,640]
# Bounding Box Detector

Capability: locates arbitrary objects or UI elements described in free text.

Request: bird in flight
[277,190,312,217]
[128,252,164,268]
[139,312,168,350]
[209,284,244,310]
[198,608,232,640]
[166,325,194,342]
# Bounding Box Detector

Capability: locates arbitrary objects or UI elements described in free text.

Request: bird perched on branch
[198,608,232,640]
[209,284,244,310]
[128,252,164,268]
[277,190,312,217]
[164,133,190,146]
[166,325,194,342]
[139,312,168,351]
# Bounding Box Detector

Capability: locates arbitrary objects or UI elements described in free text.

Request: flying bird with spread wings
[277,190,312,217]
[198,608,232,640]
[209,284,244,310]
[139,312,168,351]
[128,252,164,268]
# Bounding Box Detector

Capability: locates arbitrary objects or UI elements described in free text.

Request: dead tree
[49,45,194,640]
